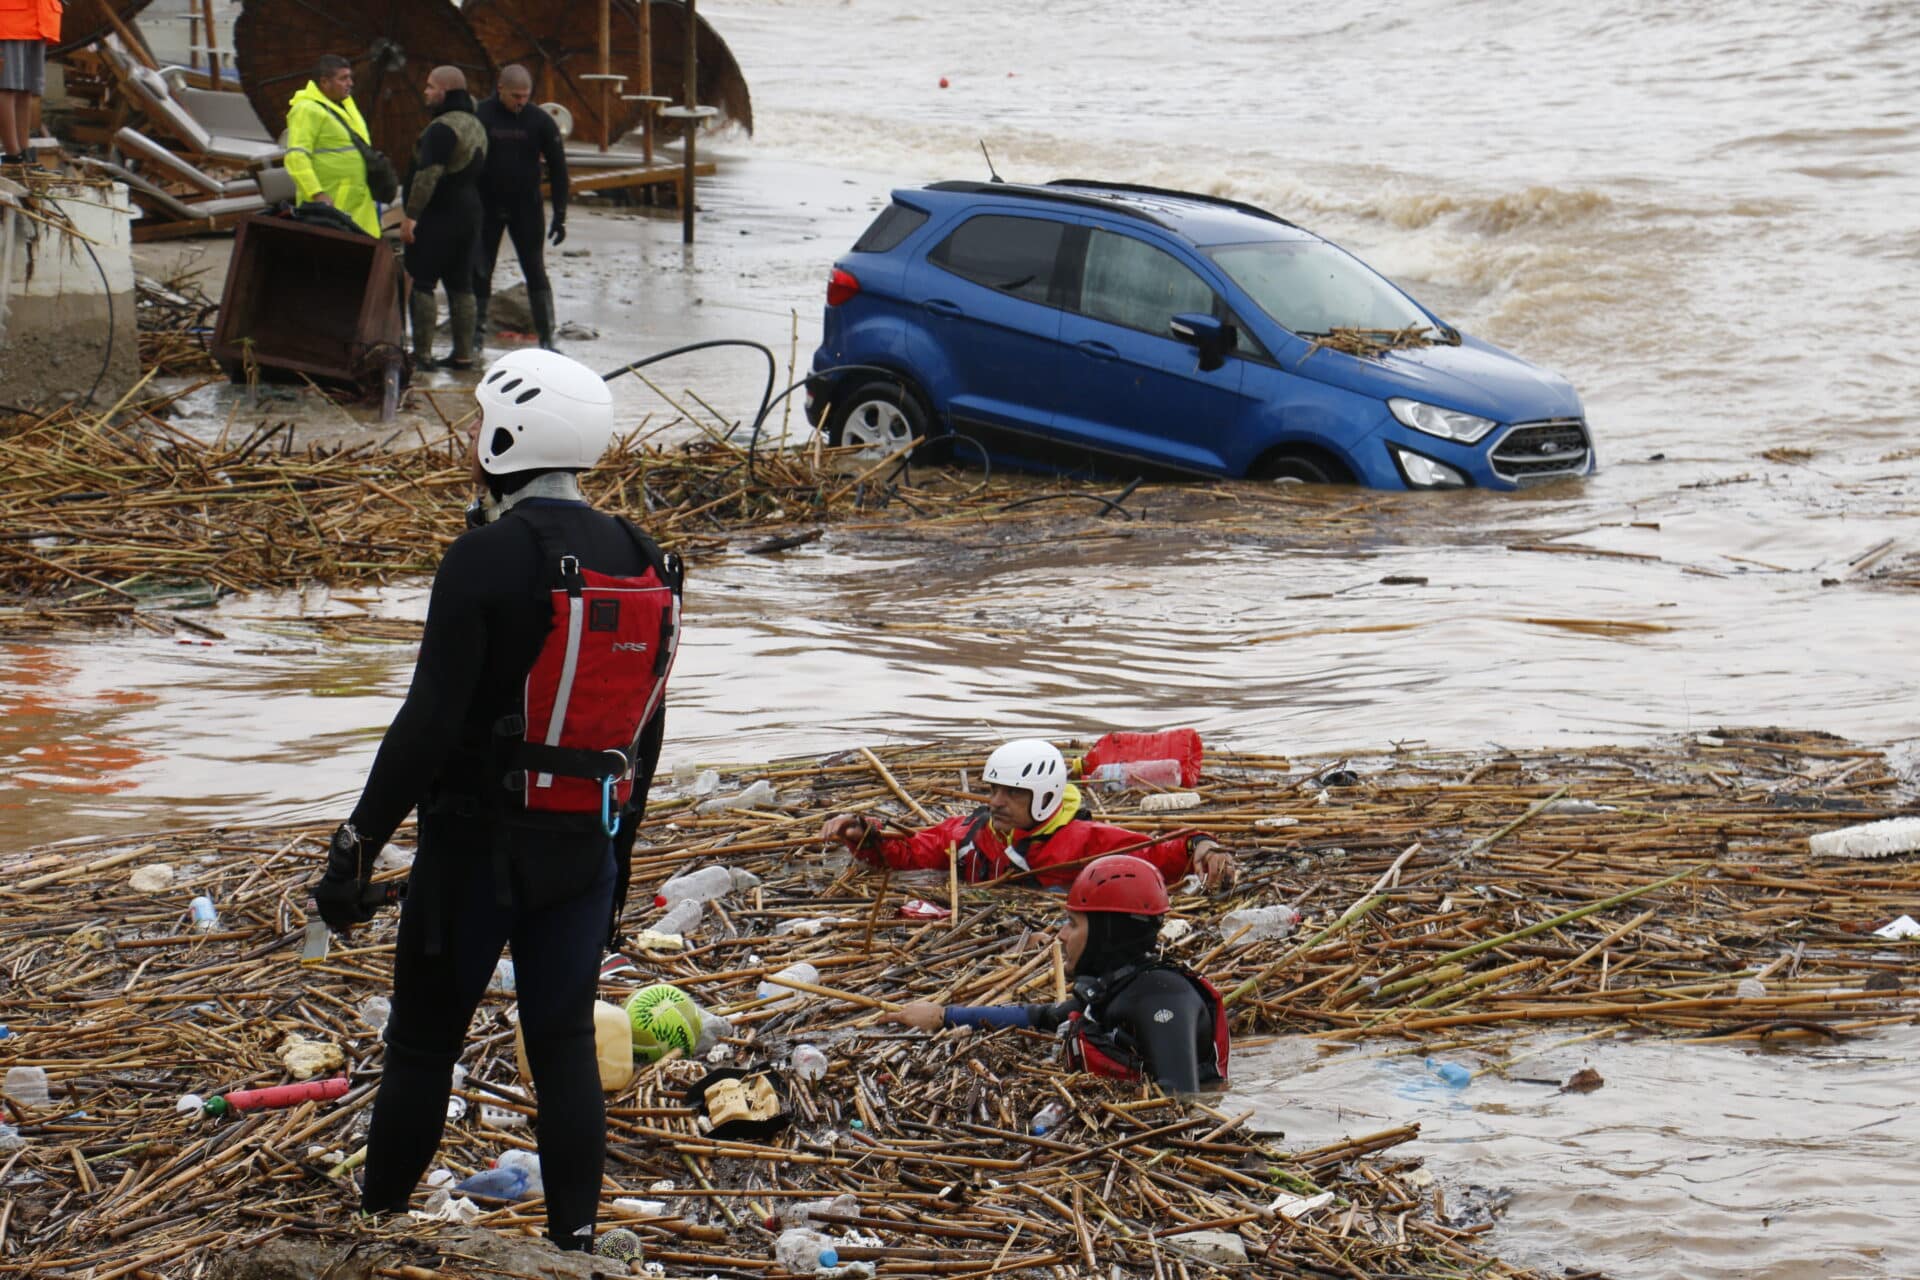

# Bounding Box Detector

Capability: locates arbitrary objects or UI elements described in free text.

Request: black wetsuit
[403,89,487,294]
[944,964,1222,1094]
[349,497,669,1249]
[472,95,568,303]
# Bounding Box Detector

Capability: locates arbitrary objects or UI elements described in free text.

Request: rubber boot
[472,291,490,352]
[409,290,440,371]
[447,293,478,371]
[530,287,558,352]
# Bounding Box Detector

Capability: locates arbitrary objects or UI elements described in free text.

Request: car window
[929,214,1065,304]
[1208,240,1430,335]
[852,201,928,254]
[1079,230,1220,336]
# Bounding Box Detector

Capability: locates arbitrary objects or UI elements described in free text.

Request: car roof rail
[922,179,1172,227]
[1047,179,1299,229]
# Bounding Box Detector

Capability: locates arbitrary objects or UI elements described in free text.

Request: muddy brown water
[9,0,1920,1272]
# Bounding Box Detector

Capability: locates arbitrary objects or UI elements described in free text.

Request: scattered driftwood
[0,395,1401,637]
[0,731,1912,1276]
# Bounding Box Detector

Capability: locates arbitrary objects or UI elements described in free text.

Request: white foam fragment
[1872,915,1919,941]
[1140,792,1203,812]
[1808,816,1920,859]
[1269,1190,1336,1220]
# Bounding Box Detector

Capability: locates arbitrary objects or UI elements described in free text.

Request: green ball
[595,1227,644,1261]
[625,983,702,1062]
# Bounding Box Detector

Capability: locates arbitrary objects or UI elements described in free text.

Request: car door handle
[1077,340,1119,361]
[922,299,963,318]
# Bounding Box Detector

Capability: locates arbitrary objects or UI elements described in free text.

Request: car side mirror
[1169,312,1235,372]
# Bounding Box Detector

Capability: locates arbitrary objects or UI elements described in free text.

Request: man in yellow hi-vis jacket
[284,54,378,236]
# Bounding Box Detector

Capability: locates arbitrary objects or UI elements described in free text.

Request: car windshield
[1208,240,1432,336]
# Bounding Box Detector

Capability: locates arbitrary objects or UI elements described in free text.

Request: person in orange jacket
[819,738,1237,891]
[0,0,60,166]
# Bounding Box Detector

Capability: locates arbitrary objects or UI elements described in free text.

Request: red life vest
[1064,965,1231,1088]
[499,518,681,826]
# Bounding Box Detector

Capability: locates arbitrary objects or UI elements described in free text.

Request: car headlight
[1391,445,1467,489]
[1388,397,1498,444]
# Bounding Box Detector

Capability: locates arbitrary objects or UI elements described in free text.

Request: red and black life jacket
[1063,963,1230,1088]
[953,805,1089,882]
[493,516,681,830]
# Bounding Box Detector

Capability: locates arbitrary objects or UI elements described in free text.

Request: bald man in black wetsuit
[472,64,569,352]
[314,349,681,1251]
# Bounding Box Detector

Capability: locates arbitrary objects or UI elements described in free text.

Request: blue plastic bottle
[454,1164,530,1201]
[1424,1058,1472,1089]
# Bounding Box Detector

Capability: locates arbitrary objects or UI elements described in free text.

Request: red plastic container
[208,1075,350,1116]
[1079,729,1204,788]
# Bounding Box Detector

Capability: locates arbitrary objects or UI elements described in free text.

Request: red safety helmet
[1067,855,1170,917]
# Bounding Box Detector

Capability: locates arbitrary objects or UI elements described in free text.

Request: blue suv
[805,180,1592,490]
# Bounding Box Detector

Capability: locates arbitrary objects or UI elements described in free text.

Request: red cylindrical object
[1079,729,1204,787]
[221,1076,350,1112]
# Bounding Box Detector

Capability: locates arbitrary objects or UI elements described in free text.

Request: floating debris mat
[0,733,1913,1275]
[0,398,1398,637]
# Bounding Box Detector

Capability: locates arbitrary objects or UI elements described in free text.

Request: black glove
[547,213,566,246]
[313,822,377,933]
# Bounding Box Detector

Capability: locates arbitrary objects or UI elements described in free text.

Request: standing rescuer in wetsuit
[402,66,488,371]
[472,63,569,352]
[883,855,1230,1094]
[313,349,683,1251]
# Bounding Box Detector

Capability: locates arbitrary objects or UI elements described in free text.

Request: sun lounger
[99,39,283,166]
[114,128,259,198]
[162,75,278,144]
[72,155,268,241]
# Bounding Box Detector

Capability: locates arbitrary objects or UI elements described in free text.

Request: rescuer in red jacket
[819,738,1237,891]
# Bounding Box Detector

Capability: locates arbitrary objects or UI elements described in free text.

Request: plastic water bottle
[1088,758,1184,791]
[693,1008,733,1055]
[1425,1058,1472,1089]
[488,958,516,995]
[4,1066,51,1108]
[776,1191,857,1227]
[1220,905,1300,943]
[655,865,735,908]
[696,779,778,814]
[774,1228,840,1272]
[447,1064,469,1121]
[358,995,391,1032]
[189,895,218,931]
[729,868,763,892]
[1030,1101,1067,1136]
[756,961,819,1006]
[496,1148,543,1196]
[792,1044,829,1083]
[657,898,704,936]
[453,1163,531,1201]
[1079,729,1202,787]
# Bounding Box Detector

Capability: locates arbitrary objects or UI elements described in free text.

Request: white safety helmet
[474,349,614,475]
[982,738,1068,824]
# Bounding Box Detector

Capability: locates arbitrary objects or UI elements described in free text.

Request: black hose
[36,195,115,410]
[995,491,1135,519]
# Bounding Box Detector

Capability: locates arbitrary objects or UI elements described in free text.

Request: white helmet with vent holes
[475,349,613,475]
[983,738,1068,823]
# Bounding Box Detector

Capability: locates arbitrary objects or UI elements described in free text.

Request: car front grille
[1490,419,1590,483]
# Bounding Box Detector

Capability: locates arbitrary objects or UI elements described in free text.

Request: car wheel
[1254,453,1340,484]
[826,379,928,456]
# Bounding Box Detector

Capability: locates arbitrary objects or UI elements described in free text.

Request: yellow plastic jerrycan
[514,1000,635,1093]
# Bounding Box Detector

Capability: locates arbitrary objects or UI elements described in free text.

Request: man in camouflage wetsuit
[401,66,489,371]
